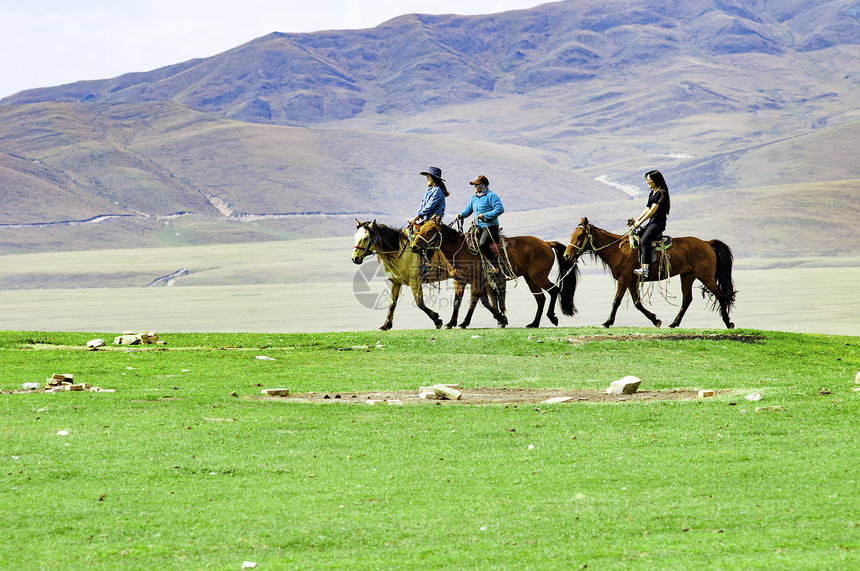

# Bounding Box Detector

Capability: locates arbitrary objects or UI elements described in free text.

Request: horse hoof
[379,324,392,331]
[549,316,559,326]
[458,324,468,330]
[526,323,538,329]
[497,322,506,329]
[728,322,735,329]
[669,322,680,329]
[602,322,612,328]
[443,324,454,330]
[654,320,662,328]
[434,321,443,330]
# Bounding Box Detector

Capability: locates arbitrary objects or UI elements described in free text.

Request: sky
[0,0,547,99]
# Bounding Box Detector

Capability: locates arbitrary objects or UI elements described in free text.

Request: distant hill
[1,0,859,257]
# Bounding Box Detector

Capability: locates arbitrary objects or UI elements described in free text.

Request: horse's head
[563,217,591,262]
[352,219,376,264]
[409,215,443,253]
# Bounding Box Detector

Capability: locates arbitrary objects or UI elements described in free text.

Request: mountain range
[1,0,859,258]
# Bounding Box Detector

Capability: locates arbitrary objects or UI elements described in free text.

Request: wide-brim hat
[420,166,445,182]
[469,175,489,187]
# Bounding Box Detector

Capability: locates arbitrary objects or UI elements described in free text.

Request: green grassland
[1,328,858,569]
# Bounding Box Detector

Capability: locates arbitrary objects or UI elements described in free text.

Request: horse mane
[437,222,463,248]
[368,222,406,253]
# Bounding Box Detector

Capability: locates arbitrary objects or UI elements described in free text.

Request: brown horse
[563,217,736,329]
[352,220,465,330]
[410,216,578,328]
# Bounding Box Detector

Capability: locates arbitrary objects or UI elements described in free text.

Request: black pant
[478,225,500,259]
[638,223,664,265]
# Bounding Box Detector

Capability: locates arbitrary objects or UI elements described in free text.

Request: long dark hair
[645,169,670,215]
[433,177,450,197]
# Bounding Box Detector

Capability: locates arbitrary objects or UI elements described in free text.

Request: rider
[629,169,671,278]
[456,175,504,274]
[408,167,449,276]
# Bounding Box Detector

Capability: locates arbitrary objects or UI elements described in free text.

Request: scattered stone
[745,392,762,401]
[387,400,404,405]
[698,390,715,398]
[56,430,69,436]
[242,562,257,570]
[261,388,290,397]
[606,376,641,395]
[365,399,384,405]
[87,339,105,349]
[22,382,40,390]
[433,384,462,400]
[255,356,276,361]
[856,371,860,384]
[114,331,164,346]
[755,406,785,412]
[418,391,437,400]
[544,396,573,404]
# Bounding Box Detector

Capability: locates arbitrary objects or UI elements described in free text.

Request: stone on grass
[433,384,462,400]
[855,371,860,384]
[745,392,762,401]
[87,339,105,349]
[544,396,573,404]
[261,388,290,397]
[698,390,715,398]
[606,376,641,395]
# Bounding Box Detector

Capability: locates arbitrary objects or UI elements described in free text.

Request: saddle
[629,233,673,262]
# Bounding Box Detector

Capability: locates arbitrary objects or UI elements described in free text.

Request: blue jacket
[460,189,504,228]
[414,185,445,223]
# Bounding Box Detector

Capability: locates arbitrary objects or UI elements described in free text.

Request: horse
[409,215,578,329]
[352,219,465,330]
[563,217,736,329]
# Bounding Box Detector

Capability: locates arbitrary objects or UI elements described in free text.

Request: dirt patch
[550,332,763,345]
[246,387,726,405]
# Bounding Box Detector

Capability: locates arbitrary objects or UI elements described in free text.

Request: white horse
[352,219,465,330]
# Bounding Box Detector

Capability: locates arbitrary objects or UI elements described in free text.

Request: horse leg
[411,284,443,329]
[629,282,662,328]
[379,282,401,331]
[669,272,695,328]
[459,287,481,329]
[524,278,545,328]
[445,282,465,329]
[699,275,736,329]
[479,289,507,328]
[545,285,560,326]
[603,282,627,328]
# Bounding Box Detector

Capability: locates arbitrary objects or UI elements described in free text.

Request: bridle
[567,223,630,259]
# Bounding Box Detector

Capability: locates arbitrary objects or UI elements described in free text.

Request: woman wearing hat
[456,175,505,273]
[409,166,449,227]
[409,167,449,276]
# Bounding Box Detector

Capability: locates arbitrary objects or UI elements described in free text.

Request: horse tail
[706,240,737,313]
[550,242,579,316]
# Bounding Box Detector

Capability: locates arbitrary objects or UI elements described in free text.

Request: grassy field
[1,328,858,569]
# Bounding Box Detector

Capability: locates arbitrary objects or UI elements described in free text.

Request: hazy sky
[0,0,546,99]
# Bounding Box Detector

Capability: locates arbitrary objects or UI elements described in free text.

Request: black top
[646,189,669,229]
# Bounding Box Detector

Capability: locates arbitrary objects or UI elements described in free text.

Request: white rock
[855,371,860,384]
[255,356,276,361]
[87,339,105,348]
[606,376,641,395]
[56,430,70,436]
[22,382,40,390]
[698,390,715,398]
[745,392,762,401]
[261,388,290,397]
[432,384,462,400]
[544,396,573,404]
[241,563,257,569]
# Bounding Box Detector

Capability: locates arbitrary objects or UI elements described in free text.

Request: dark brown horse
[563,217,736,328]
[410,216,578,328]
